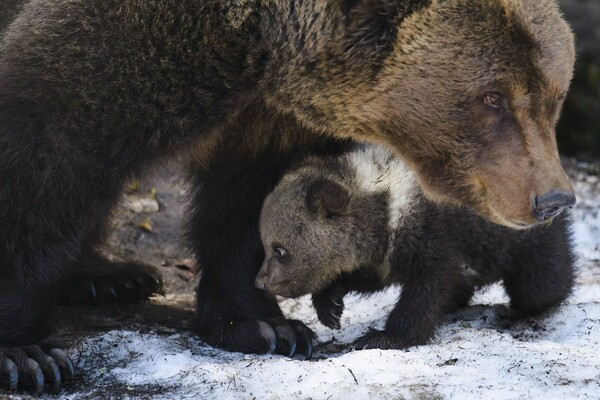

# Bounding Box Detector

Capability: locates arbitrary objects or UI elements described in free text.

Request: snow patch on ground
[55,174,600,399]
[65,296,600,399]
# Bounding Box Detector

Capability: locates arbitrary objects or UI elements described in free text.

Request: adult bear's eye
[273,246,288,260]
[483,92,504,109]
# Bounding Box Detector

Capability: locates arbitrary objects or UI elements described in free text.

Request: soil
[56,162,198,332]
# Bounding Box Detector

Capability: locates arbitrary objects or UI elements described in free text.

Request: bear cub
[255,145,576,349]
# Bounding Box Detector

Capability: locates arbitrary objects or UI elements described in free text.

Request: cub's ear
[306,179,350,218]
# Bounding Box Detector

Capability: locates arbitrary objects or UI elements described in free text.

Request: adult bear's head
[263,0,576,229]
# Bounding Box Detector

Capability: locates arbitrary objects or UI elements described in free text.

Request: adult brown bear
[0,0,575,392]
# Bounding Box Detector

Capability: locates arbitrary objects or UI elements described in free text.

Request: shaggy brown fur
[260,0,576,228]
[0,0,575,392]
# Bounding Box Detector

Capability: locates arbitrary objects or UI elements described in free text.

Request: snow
[60,173,600,399]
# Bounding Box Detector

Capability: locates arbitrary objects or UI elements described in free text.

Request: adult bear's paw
[59,260,163,306]
[208,317,315,359]
[0,345,74,394]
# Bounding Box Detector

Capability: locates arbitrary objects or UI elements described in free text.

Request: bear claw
[218,318,314,359]
[21,358,44,393]
[257,321,277,354]
[81,278,98,301]
[273,324,297,357]
[48,348,75,378]
[0,346,74,393]
[23,346,61,392]
[0,357,18,391]
[265,318,314,359]
[288,320,314,360]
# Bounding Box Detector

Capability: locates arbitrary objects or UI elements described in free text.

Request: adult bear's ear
[340,0,398,19]
[338,0,429,51]
[306,179,350,219]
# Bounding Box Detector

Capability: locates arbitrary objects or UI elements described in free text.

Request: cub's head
[268,0,576,229]
[255,174,360,298]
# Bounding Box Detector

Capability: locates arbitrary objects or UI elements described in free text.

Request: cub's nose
[255,275,267,290]
[532,190,576,222]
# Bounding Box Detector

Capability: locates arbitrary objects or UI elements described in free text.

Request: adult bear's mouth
[469,179,575,230]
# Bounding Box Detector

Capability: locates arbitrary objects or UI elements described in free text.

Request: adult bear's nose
[532,190,576,222]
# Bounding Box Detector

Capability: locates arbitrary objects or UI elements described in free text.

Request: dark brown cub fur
[257,145,575,349]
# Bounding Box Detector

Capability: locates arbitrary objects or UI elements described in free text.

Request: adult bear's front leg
[354,252,459,350]
[0,102,134,392]
[188,149,316,359]
[188,109,350,359]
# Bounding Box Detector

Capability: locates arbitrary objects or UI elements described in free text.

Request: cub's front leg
[312,271,385,330]
[355,257,457,350]
[312,281,347,330]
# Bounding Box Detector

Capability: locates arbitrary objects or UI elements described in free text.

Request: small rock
[126,198,160,213]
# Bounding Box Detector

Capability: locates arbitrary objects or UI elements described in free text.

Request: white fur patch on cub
[345,145,419,230]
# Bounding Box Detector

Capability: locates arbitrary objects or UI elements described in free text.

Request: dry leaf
[138,217,153,232]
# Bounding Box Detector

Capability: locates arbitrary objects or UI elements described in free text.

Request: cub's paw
[0,345,74,394]
[353,331,409,350]
[203,317,316,359]
[59,261,163,306]
[312,285,345,330]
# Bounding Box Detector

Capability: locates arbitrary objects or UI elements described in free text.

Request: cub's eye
[273,246,288,260]
[483,92,503,109]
